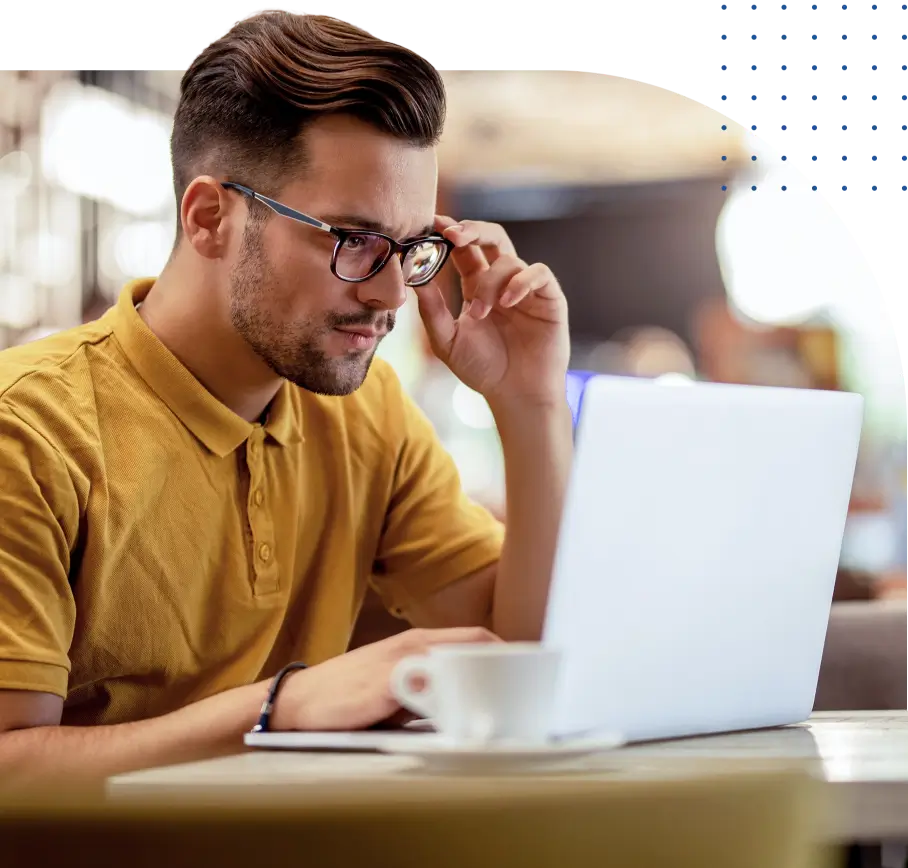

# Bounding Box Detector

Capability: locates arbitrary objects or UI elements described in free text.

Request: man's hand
[413,217,570,408]
[270,627,500,732]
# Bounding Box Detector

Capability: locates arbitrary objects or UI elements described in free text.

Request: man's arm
[0,626,497,789]
[405,216,574,640]
[0,683,270,790]
[487,396,573,640]
[406,397,573,641]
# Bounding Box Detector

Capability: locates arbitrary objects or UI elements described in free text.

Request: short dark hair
[170,11,446,228]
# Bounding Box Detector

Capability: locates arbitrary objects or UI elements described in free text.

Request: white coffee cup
[389,643,561,745]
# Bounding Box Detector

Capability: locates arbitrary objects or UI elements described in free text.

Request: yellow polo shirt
[0,279,503,726]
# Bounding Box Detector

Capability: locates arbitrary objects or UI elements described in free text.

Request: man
[0,12,571,783]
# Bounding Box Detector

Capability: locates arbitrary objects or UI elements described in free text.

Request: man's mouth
[332,325,386,351]
[334,326,385,339]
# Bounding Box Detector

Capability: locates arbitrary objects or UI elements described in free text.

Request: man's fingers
[445,220,518,265]
[412,281,456,359]
[395,627,501,658]
[468,255,526,320]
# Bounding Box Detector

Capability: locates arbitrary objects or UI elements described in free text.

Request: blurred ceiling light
[40,81,172,216]
[716,157,903,434]
[112,221,174,278]
[715,139,867,326]
[451,382,495,430]
[0,150,33,196]
[21,231,77,286]
[0,273,40,328]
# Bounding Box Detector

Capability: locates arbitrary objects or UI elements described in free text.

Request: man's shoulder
[0,318,115,389]
[0,317,119,438]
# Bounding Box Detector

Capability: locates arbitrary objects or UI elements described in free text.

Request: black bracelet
[249,661,308,733]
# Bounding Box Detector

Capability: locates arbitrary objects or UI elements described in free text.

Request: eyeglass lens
[335,235,447,286]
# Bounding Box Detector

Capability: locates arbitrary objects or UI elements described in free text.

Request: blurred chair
[814,600,908,712]
[0,770,830,868]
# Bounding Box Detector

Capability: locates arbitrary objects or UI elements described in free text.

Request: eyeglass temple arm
[221,182,333,233]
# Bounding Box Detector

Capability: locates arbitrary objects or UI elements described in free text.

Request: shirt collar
[110,279,302,457]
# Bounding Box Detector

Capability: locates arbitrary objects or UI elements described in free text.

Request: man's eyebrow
[320,214,436,241]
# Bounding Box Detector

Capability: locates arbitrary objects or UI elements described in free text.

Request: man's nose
[355,256,408,312]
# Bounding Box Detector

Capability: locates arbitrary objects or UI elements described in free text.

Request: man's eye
[342,234,369,251]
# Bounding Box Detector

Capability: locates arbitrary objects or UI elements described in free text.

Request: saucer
[379,733,625,774]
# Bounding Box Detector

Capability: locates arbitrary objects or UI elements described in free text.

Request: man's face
[228,114,439,396]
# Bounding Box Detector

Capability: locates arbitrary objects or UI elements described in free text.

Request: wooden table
[110,712,908,853]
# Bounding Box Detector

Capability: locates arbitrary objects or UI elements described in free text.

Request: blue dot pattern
[720,0,896,234]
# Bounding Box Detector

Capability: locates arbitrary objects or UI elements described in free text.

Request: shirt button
[259,543,271,562]
[254,489,264,506]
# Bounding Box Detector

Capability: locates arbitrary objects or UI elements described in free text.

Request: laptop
[544,374,862,742]
[246,376,862,751]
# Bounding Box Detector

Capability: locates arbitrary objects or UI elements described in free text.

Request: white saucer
[379,733,625,774]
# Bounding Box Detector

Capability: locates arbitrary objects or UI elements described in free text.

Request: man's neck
[137,262,283,423]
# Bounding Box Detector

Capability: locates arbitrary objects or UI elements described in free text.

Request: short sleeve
[370,371,504,618]
[0,407,78,697]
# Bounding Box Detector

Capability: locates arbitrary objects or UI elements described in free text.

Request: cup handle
[389,655,436,719]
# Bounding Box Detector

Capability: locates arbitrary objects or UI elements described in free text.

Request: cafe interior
[0,68,906,867]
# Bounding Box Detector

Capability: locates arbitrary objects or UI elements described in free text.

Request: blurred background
[0,69,904,610]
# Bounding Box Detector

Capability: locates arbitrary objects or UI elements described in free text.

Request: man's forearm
[489,396,574,641]
[0,679,271,790]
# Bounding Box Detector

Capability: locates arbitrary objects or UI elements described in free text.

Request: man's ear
[179,176,237,260]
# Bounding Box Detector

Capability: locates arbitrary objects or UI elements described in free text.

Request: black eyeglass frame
[221,182,454,287]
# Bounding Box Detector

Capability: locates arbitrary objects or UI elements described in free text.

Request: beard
[228,220,394,396]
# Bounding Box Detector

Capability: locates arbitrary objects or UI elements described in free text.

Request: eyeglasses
[221,182,454,288]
